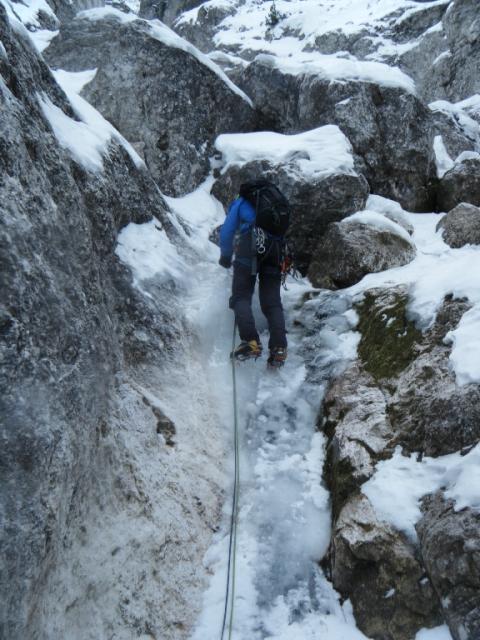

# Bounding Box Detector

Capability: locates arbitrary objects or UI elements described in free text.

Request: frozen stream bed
[163,181,368,639]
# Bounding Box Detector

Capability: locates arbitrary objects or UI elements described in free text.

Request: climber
[218,180,290,368]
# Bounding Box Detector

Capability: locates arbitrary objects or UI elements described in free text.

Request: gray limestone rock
[308,219,416,289]
[242,58,437,211]
[417,493,480,640]
[139,0,203,24]
[331,494,442,640]
[324,364,394,518]
[437,158,480,212]
[211,160,369,273]
[0,8,219,640]
[45,11,256,196]
[442,0,480,102]
[436,202,480,247]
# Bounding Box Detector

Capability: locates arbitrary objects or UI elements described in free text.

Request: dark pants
[230,262,287,349]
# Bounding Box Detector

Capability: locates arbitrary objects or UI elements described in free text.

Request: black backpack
[239,179,291,236]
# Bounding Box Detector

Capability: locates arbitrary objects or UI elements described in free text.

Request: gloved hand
[219,255,232,269]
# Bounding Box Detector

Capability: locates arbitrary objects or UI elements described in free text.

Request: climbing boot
[267,347,287,369]
[231,339,262,361]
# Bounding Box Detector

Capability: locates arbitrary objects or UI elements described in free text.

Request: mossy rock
[356,287,422,381]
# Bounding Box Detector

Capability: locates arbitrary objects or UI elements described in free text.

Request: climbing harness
[220,321,241,640]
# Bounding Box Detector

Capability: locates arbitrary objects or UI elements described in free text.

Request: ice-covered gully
[2,0,480,639]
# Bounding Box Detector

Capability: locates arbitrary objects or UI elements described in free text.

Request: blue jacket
[219,197,256,262]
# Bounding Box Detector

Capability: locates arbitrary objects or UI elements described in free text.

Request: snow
[77,7,253,106]
[4,0,56,28]
[39,68,143,172]
[345,200,480,385]
[416,626,453,640]
[342,210,413,244]
[433,135,455,178]
[29,28,59,53]
[362,444,480,541]
[429,99,480,150]
[115,219,185,288]
[215,126,356,178]
[254,52,416,94]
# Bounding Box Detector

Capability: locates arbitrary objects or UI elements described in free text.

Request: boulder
[323,363,394,518]
[241,58,437,211]
[417,493,480,640]
[437,157,480,213]
[436,202,480,248]
[211,126,369,272]
[331,494,442,640]
[174,1,236,53]
[308,216,416,289]
[45,10,256,195]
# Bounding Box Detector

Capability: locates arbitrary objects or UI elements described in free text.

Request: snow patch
[362,445,480,541]
[215,126,356,178]
[254,52,416,93]
[39,68,143,172]
[115,219,184,287]
[416,625,453,640]
[433,135,454,178]
[342,210,413,244]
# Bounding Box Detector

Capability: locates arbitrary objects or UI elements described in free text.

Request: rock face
[437,202,480,247]
[437,158,480,212]
[332,495,441,640]
[241,59,436,211]
[212,160,369,273]
[308,219,416,289]
[417,493,480,640]
[0,8,223,640]
[139,0,203,24]
[323,288,480,639]
[45,11,256,196]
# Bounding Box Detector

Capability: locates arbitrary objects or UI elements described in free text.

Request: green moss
[356,289,422,381]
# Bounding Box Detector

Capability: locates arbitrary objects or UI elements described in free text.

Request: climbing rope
[220,321,241,640]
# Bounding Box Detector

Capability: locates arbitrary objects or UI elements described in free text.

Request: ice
[362,445,480,540]
[216,126,356,178]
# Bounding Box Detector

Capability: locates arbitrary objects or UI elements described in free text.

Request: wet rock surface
[308,220,416,289]
[45,11,256,196]
[417,493,480,640]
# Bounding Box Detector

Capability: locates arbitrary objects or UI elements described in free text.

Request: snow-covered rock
[45,8,256,195]
[308,213,416,289]
[212,126,369,272]
[332,494,441,640]
[436,202,480,247]
[417,493,480,640]
[240,59,436,211]
[437,157,480,211]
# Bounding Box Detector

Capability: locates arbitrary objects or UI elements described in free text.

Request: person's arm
[219,198,242,267]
